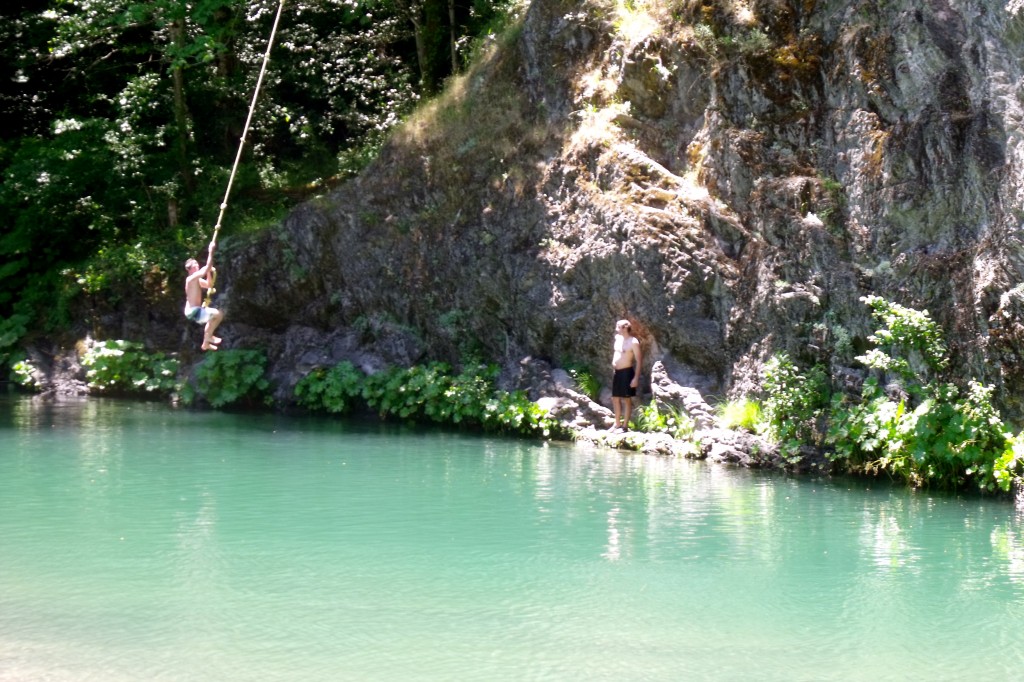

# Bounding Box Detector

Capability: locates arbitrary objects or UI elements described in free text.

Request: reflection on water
[3,396,1024,680]
[861,504,921,572]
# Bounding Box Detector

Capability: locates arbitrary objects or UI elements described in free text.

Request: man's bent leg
[202,308,223,350]
[211,309,224,344]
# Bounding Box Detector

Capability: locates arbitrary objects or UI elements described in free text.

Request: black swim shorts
[612,367,636,398]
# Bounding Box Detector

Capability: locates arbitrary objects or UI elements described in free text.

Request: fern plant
[566,364,600,401]
[633,401,695,440]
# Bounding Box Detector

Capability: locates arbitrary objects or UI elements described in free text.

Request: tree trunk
[410,13,434,95]
[449,0,457,73]
[167,197,179,228]
[168,17,194,200]
[213,5,238,79]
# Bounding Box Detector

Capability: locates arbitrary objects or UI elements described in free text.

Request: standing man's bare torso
[613,335,637,369]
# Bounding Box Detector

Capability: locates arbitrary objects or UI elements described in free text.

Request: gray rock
[514,356,615,430]
[697,428,779,469]
[649,361,716,430]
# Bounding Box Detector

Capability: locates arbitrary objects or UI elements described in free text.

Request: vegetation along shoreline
[9,294,1024,503]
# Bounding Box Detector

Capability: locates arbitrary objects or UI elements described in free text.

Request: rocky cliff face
[223,0,1024,415]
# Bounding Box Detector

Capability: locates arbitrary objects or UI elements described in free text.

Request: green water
[2,398,1024,681]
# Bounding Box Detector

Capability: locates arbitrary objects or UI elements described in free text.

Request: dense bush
[81,340,179,396]
[297,360,563,439]
[186,349,271,408]
[294,361,364,414]
[446,365,498,425]
[825,297,1017,492]
[761,353,830,461]
[754,297,1024,492]
[362,362,454,421]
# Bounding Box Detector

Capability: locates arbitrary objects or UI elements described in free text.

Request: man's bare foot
[211,336,222,344]
[201,341,219,351]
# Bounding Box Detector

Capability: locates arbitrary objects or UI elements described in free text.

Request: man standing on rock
[611,319,642,432]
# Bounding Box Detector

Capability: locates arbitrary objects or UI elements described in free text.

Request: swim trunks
[612,367,636,398]
[184,303,214,325]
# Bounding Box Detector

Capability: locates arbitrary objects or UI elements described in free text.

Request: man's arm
[185,268,206,286]
[199,241,217,288]
[632,339,643,387]
[204,241,216,272]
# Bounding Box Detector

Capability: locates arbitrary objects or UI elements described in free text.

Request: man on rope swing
[184,241,224,351]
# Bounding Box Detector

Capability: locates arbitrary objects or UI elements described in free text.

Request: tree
[0,0,514,329]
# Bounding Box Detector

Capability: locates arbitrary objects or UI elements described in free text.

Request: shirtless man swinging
[184,241,224,351]
[611,319,642,432]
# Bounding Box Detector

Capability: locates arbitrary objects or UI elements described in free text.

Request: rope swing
[204,0,287,307]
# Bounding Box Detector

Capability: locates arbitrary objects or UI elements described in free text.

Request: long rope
[203,0,284,301]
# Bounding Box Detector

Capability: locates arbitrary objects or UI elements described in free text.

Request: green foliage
[360,361,562,438]
[0,0,515,323]
[244,0,419,161]
[859,295,949,383]
[294,361,364,414]
[813,311,854,361]
[446,364,499,424]
[828,379,1012,492]
[480,390,560,438]
[0,313,29,369]
[993,433,1024,493]
[81,340,180,395]
[363,362,453,421]
[566,364,600,401]
[456,0,523,68]
[827,379,909,477]
[716,398,763,433]
[633,401,695,440]
[692,23,719,57]
[692,23,773,59]
[0,119,133,314]
[762,353,829,460]
[190,349,271,408]
[70,238,179,301]
[817,175,847,232]
[825,297,1016,492]
[733,28,773,55]
[11,359,42,392]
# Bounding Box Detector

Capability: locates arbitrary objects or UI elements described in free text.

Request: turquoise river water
[2,396,1024,681]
